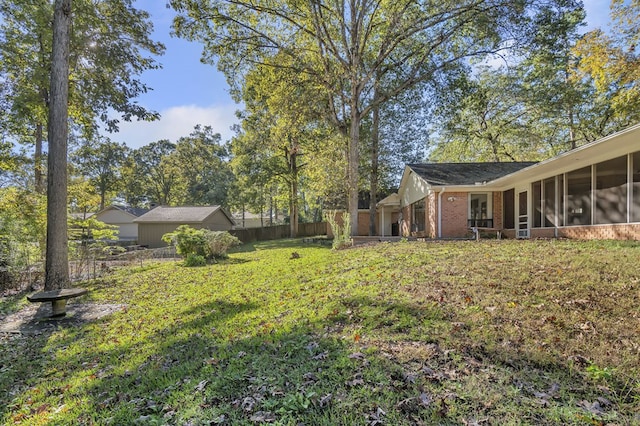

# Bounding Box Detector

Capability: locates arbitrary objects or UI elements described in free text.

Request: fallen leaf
[195,380,208,392]
[312,351,328,360]
[577,399,606,416]
[250,411,276,422]
[242,396,258,412]
[318,393,332,407]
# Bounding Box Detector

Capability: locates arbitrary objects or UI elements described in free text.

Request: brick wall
[530,228,556,239]
[558,224,640,240]
[401,205,411,236]
[441,192,469,238]
[493,192,503,229]
[503,225,640,240]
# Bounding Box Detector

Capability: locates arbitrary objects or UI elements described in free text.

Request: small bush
[184,254,207,267]
[206,230,241,259]
[162,225,241,261]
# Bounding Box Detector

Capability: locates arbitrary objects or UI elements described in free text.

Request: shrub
[324,210,352,250]
[206,230,241,259]
[184,254,207,267]
[162,225,208,258]
[162,225,241,261]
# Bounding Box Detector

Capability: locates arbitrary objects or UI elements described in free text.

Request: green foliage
[324,210,352,250]
[72,137,129,209]
[162,225,241,261]
[127,140,182,206]
[206,230,241,259]
[173,0,532,234]
[175,125,234,207]
[184,253,207,267]
[162,225,209,258]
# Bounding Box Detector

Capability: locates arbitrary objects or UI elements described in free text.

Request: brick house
[389,123,640,240]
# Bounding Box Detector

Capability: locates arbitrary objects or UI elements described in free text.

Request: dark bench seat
[27,288,88,317]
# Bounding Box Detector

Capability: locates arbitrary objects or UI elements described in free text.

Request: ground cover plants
[1,238,639,425]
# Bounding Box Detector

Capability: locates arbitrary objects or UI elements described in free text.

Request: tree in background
[175,125,234,207]
[430,1,640,162]
[232,57,334,237]
[172,0,530,235]
[73,137,129,210]
[429,68,549,162]
[126,140,183,207]
[572,0,640,134]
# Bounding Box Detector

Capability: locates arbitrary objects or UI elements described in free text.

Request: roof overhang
[377,193,401,208]
[489,123,640,189]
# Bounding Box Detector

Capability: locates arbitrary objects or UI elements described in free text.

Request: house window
[532,181,542,228]
[411,199,426,232]
[469,193,492,227]
[633,152,640,222]
[558,174,565,226]
[544,177,556,227]
[503,189,515,229]
[566,166,592,225]
[595,155,628,224]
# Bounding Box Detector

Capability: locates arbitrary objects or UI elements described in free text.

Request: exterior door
[518,190,529,238]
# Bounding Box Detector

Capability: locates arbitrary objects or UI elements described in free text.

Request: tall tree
[0,0,164,190]
[232,57,334,237]
[429,1,592,161]
[572,0,640,134]
[173,0,529,234]
[430,68,548,162]
[45,0,71,291]
[518,0,588,150]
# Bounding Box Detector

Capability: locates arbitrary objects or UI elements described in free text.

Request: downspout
[438,188,446,239]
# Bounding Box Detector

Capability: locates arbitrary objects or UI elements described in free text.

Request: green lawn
[1,239,639,425]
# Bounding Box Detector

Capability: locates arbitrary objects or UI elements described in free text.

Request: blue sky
[109,0,612,149]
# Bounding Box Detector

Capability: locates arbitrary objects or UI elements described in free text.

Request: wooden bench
[27,288,88,317]
[470,227,503,241]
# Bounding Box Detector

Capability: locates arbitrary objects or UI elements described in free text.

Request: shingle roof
[407,162,538,186]
[111,205,149,217]
[134,206,229,223]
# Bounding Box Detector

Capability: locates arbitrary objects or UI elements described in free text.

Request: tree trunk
[288,144,299,238]
[45,0,72,291]
[368,102,380,236]
[348,105,360,236]
[35,123,44,193]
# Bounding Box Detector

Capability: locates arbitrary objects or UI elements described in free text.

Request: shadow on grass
[2,289,637,425]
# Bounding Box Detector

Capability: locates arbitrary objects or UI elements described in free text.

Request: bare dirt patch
[0,301,124,335]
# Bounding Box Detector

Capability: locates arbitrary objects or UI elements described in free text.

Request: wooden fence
[230,222,327,243]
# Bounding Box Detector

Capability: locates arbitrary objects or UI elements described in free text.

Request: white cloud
[108,104,240,149]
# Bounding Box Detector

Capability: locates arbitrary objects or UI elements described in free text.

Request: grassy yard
[1,239,639,425]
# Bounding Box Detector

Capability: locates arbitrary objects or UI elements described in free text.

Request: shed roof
[99,205,148,218]
[407,162,538,186]
[134,206,233,224]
